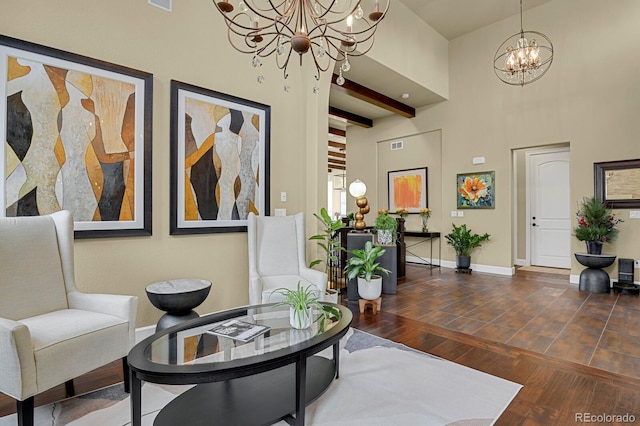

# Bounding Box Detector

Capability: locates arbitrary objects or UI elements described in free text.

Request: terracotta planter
[357,275,383,300]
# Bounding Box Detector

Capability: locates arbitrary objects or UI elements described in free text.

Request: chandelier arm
[320,1,389,27]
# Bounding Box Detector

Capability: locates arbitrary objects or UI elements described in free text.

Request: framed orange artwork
[387,167,427,213]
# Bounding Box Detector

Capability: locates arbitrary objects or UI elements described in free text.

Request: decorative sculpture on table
[349,179,369,230]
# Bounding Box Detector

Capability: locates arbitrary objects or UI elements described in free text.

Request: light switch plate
[275,208,286,217]
[457,211,464,217]
[280,192,287,202]
[630,210,640,219]
[451,211,457,217]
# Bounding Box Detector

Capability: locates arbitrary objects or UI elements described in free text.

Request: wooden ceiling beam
[328,158,346,166]
[329,127,346,137]
[328,165,346,171]
[328,151,346,159]
[331,73,416,118]
[328,106,373,128]
[328,141,346,150]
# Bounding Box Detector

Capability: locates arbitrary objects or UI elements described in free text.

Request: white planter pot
[323,289,339,304]
[290,306,313,329]
[357,276,383,300]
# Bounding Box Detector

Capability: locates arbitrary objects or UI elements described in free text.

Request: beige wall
[348,0,640,275]
[1,0,329,327]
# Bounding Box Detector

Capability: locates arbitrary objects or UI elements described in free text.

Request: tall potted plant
[309,208,343,302]
[574,196,623,254]
[374,209,397,245]
[344,241,390,300]
[444,223,490,270]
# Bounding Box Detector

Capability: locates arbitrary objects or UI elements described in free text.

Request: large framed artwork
[457,171,495,209]
[170,80,270,234]
[387,167,428,213]
[0,35,153,238]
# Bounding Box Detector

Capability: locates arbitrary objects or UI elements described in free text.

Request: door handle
[532,223,537,226]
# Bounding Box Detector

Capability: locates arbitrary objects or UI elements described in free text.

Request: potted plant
[444,223,490,270]
[374,209,397,245]
[574,196,623,254]
[270,282,341,330]
[344,241,390,300]
[309,207,343,302]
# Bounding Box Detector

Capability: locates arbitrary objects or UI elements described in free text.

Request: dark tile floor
[381,264,640,380]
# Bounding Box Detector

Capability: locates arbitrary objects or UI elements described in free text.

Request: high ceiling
[328,0,554,127]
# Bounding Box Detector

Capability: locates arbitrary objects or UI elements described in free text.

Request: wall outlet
[635,259,640,268]
[280,192,287,202]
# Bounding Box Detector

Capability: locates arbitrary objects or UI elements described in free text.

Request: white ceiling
[328,0,554,125]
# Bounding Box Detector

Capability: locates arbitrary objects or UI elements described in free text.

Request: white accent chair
[247,212,327,305]
[0,211,138,426]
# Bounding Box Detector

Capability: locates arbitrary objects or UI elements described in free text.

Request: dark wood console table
[403,231,441,270]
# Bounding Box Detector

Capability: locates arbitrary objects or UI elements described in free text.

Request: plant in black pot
[444,223,490,271]
[574,196,623,254]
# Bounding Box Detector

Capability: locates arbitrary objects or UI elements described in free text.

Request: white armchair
[0,211,138,426]
[247,212,327,305]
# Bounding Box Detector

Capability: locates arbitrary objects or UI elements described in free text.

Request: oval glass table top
[130,303,351,373]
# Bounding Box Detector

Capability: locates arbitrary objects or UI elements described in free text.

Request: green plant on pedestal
[574,196,622,254]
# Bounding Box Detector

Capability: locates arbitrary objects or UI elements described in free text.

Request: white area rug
[1,329,521,426]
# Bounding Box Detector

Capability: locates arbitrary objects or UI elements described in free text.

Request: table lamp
[349,179,369,230]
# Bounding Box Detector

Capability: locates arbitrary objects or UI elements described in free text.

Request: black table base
[153,356,336,426]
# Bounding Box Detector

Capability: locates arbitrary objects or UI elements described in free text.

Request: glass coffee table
[128,303,352,426]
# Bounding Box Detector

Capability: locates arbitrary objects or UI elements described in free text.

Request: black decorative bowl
[146,279,211,314]
[574,253,616,269]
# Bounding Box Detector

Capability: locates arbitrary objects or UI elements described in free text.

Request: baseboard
[407,256,514,276]
[135,324,156,344]
[514,259,527,266]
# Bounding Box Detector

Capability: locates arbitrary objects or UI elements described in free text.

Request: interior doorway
[513,145,571,269]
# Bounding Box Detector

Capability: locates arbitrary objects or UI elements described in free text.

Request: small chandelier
[493,0,553,86]
[214,0,389,93]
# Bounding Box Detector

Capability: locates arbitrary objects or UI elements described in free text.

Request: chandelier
[214,0,389,92]
[493,0,553,86]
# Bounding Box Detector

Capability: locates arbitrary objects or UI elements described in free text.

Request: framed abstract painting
[387,167,428,213]
[0,35,153,238]
[457,171,495,209]
[169,80,270,234]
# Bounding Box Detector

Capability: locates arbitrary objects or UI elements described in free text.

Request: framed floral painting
[457,171,495,209]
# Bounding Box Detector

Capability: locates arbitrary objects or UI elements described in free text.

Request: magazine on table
[207,319,270,342]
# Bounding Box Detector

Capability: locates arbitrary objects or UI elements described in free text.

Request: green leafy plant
[374,210,398,233]
[309,207,344,272]
[270,282,341,329]
[574,196,622,243]
[444,223,490,257]
[344,241,390,282]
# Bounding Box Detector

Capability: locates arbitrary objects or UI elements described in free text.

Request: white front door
[529,149,571,268]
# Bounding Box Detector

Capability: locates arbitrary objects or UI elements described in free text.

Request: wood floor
[2,264,640,425]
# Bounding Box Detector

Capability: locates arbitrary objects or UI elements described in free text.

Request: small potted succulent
[270,282,341,330]
[344,241,390,300]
